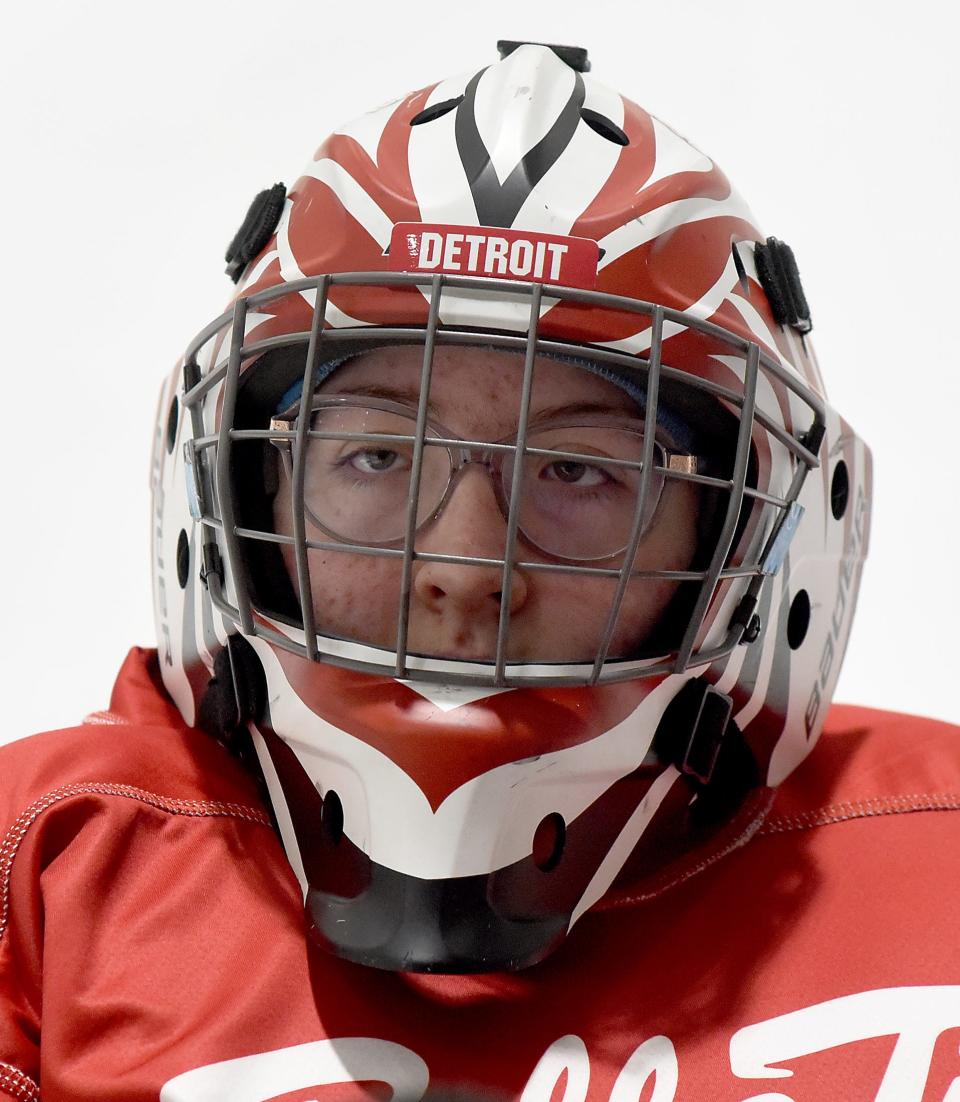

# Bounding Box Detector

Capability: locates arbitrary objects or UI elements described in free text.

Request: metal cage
[180,271,824,688]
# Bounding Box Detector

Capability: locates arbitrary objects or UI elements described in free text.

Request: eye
[543,460,608,486]
[348,448,404,473]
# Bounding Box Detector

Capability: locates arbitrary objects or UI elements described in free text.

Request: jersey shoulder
[770,702,960,825]
[0,648,265,829]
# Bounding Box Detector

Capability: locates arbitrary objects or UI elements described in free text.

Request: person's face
[271,345,700,663]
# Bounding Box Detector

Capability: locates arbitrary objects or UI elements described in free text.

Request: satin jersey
[1,648,958,1102]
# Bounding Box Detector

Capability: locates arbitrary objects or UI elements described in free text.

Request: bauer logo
[390,223,600,289]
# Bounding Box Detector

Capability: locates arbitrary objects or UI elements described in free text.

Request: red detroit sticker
[389,222,599,289]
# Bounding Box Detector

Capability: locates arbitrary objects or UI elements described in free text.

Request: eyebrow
[322,383,442,418]
[529,400,642,423]
[321,385,639,424]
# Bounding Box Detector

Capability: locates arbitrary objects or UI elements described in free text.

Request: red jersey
[1,648,958,1101]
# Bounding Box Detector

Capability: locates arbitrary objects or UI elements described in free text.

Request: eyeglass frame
[269,393,702,563]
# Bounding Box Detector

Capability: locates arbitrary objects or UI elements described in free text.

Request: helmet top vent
[409,96,465,126]
[580,107,629,146]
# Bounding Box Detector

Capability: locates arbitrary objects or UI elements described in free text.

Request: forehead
[319,344,640,436]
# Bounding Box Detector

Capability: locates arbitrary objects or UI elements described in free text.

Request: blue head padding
[275,348,697,451]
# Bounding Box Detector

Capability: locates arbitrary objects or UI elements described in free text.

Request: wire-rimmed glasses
[270,395,701,562]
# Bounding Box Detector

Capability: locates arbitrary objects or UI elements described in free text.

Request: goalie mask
[150,41,872,972]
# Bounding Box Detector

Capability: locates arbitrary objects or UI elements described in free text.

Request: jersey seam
[80,710,131,726]
[0,783,273,944]
[601,788,777,910]
[759,792,960,834]
[0,1061,40,1102]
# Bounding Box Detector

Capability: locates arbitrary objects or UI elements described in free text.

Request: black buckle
[225,183,286,284]
[754,237,812,334]
[654,677,734,787]
[681,685,734,785]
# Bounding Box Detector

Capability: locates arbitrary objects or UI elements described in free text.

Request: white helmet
[150,41,871,971]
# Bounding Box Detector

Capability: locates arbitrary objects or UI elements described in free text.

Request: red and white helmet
[150,42,871,972]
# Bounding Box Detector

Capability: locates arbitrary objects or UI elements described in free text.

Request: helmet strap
[197,636,268,775]
[653,677,761,828]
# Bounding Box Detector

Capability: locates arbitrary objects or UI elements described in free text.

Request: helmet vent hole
[831,460,850,520]
[321,789,344,845]
[176,529,190,589]
[787,589,811,650]
[580,108,629,146]
[166,395,179,454]
[731,242,749,294]
[410,96,464,126]
[532,812,566,872]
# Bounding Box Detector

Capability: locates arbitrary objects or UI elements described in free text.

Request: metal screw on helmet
[743,615,762,644]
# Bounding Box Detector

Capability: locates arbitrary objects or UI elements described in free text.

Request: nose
[412,465,529,617]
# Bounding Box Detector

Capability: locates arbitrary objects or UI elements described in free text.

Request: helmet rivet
[743,614,762,643]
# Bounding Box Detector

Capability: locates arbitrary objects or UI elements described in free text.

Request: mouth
[411,642,503,664]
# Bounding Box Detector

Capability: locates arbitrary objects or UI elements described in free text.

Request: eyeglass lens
[296,405,666,561]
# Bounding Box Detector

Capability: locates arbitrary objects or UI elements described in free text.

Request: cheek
[608,578,684,653]
[307,551,404,644]
[643,481,700,572]
[604,481,702,652]
[275,479,405,644]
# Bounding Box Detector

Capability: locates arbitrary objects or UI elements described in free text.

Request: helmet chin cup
[249,703,650,973]
[307,867,568,974]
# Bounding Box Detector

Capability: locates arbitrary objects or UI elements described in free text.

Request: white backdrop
[1,0,957,741]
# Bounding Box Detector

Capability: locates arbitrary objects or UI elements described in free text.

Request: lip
[404,637,599,665]
[411,644,503,663]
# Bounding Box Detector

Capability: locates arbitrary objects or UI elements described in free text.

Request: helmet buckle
[680,683,734,787]
[654,677,734,788]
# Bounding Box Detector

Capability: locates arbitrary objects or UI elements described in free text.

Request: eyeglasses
[270,396,701,562]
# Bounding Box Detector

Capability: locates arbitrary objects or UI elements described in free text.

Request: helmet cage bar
[213,296,256,638]
[590,304,665,680]
[189,330,819,471]
[197,430,791,507]
[238,609,686,689]
[191,490,786,581]
[394,275,444,676]
[182,273,826,428]
[289,274,332,661]
[268,422,699,563]
[674,340,759,672]
[182,271,825,688]
[494,281,543,682]
[230,529,765,581]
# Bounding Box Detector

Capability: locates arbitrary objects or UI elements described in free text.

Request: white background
[1,0,957,741]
